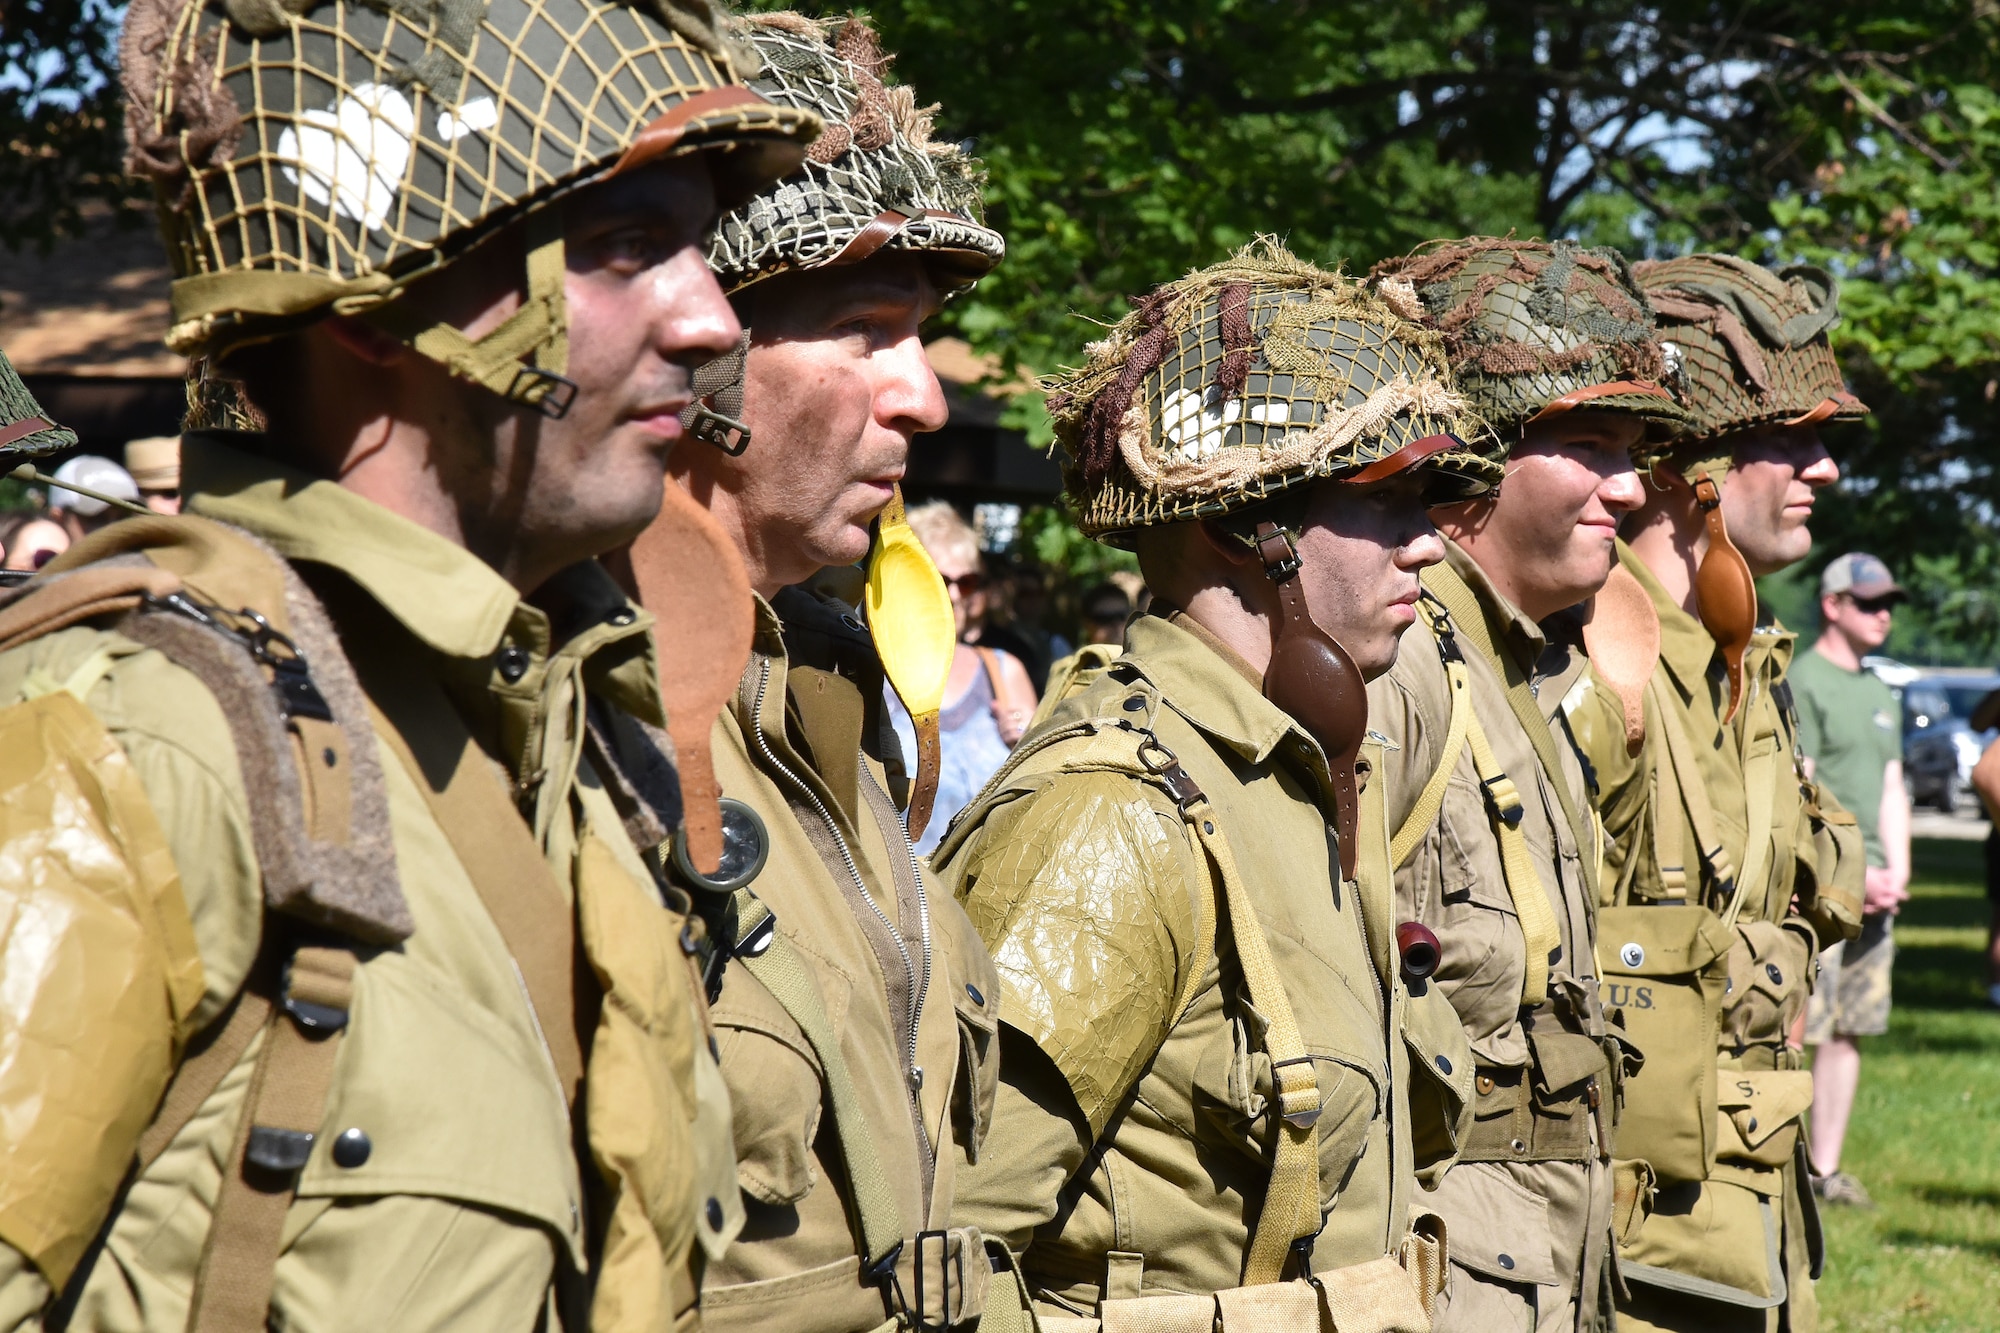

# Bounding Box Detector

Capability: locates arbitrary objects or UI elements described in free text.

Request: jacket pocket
[952,974,1000,1163]
[1596,904,1732,1184]
[711,963,846,1208]
[1401,983,1474,1175]
[1719,920,1815,1056]
[1190,999,1381,1212]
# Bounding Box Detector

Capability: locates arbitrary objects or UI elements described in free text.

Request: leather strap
[362,680,585,1106]
[1253,523,1366,880]
[1528,380,1677,420]
[821,209,914,268]
[1343,431,1467,484]
[188,947,355,1333]
[0,415,55,450]
[1781,392,1862,427]
[610,85,773,177]
[1688,475,1757,724]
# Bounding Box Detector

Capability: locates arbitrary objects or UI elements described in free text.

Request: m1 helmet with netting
[0,347,78,460]
[703,12,1003,296]
[1049,238,1495,549]
[120,0,821,416]
[1370,237,1692,455]
[1634,254,1867,467]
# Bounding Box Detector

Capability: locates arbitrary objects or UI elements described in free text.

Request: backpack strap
[1645,672,1740,913]
[1394,588,1564,1008]
[189,947,356,1333]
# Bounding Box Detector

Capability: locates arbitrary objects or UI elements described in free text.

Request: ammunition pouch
[1620,1163,1791,1310]
[1596,904,1734,1184]
[1719,918,1816,1059]
[1795,786,1866,947]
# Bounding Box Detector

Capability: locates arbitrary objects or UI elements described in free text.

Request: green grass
[1816,837,2000,1332]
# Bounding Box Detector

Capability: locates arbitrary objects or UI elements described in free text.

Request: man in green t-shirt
[1792,551,1911,1209]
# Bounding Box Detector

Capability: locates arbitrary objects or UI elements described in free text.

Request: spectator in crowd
[47,454,140,541]
[1078,580,1132,646]
[1107,567,1150,617]
[892,499,1039,853]
[0,511,68,571]
[1794,551,1912,1209]
[1969,690,2000,1008]
[125,435,182,514]
[976,559,1065,692]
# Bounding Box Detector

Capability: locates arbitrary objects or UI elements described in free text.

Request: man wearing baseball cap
[1793,552,1910,1210]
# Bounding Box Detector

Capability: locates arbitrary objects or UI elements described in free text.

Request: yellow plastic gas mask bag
[866,486,955,838]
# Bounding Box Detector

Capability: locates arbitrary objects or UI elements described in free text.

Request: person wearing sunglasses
[1569,255,1872,1333]
[1793,553,1911,1212]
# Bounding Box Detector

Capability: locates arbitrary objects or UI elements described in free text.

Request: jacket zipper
[748,658,935,1181]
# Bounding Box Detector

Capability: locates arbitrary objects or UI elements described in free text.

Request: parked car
[1898,670,2000,813]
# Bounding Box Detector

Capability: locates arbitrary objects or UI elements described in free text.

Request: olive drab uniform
[685,584,1000,1333]
[649,16,1008,1332]
[1363,237,1694,1333]
[0,436,739,1331]
[936,242,1499,1332]
[937,613,1472,1329]
[1570,542,1864,1333]
[1369,547,1637,1332]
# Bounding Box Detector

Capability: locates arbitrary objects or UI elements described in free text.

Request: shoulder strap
[1645,673,1739,911]
[1422,562,1600,906]
[361,684,586,1106]
[1402,587,1565,1008]
[1389,607,1472,867]
[189,946,357,1333]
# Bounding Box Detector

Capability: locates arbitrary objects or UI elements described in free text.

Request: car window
[1905,687,1949,729]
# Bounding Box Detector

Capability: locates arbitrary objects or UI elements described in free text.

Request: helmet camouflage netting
[0,347,78,460]
[119,0,821,413]
[704,12,1002,295]
[1370,237,1692,452]
[1633,253,1867,455]
[1048,238,1497,547]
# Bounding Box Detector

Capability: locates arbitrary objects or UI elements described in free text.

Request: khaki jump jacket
[1368,545,1616,1333]
[696,585,999,1333]
[0,436,735,1332]
[1570,540,1864,1333]
[936,613,1471,1321]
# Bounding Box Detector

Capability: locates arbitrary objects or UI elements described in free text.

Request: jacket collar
[1123,612,1306,766]
[1441,537,1547,665]
[1617,538,1717,702]
[182,431,662,727]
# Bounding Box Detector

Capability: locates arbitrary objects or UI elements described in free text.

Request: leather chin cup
[1688,473,1757,724]
[1252,521,1369,880]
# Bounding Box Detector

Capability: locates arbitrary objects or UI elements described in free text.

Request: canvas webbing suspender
[361,687,586,1105]
[1422,564,1600,906]
[727,893,909,1301]
[1390,585,1565,1008]
[1645,674,1740,913]
[953,707,1326,1286]
[187,948,356,1333]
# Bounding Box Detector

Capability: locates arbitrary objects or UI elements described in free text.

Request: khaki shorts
[1804,911,1895,1043]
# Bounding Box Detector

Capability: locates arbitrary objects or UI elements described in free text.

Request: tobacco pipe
[1396,921,1441,983]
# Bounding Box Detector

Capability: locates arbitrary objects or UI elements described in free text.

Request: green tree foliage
[1,0,146,250]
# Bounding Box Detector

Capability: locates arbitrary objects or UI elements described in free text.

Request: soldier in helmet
[634,14,1006,1332]
[933,241,1482,1330]
[1363,238,1689,1331]
[1570,255,1869,1333]
[0,1,818,1328]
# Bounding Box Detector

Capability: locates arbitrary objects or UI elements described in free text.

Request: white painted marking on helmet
[438,97,499,143]
[276,83,415,234]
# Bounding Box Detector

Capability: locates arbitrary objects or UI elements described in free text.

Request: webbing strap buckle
[1480,774,1525,828]
[867,1240,908,1321]
[1137,731,1206,812]
[508,365,579,419]
[686,402,752,455]
[910,1228,964,1332]
[1271,1055,1322,1128]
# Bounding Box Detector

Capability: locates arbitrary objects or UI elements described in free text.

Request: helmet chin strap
[1252,520,1368,880]
[1682,464,1757,723]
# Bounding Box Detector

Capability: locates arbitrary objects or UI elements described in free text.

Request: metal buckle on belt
[911,1229,962,1332]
